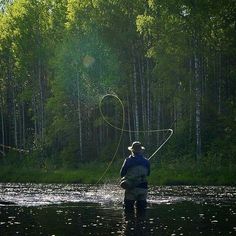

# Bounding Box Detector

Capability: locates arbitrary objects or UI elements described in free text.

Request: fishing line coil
[96,93,173,184]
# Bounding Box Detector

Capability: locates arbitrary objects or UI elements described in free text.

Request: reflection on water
[0,183,123,206]
[0,183,236,235]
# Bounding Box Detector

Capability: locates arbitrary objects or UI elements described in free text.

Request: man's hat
[128,141,145,152]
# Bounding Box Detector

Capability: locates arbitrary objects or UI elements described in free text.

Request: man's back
[120,154,150,178]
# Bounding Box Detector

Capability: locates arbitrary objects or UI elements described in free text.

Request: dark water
[1,183,236,235]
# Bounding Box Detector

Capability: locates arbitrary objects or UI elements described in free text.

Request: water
[1,183,236,235]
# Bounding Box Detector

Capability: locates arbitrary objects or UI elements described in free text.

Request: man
[120,141,150,213]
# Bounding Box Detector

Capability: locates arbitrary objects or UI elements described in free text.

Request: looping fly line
[96,93,125,184]
[96,93,173,184]
[99,93,173,160]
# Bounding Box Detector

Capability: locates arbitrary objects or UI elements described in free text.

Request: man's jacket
[120,154,150,189]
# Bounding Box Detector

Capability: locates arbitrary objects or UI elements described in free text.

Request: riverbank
[0,160,236,186]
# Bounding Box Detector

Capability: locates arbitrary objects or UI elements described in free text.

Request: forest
[0,0,236,184]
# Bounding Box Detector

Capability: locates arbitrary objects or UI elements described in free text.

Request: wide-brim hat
[128,141,145,152]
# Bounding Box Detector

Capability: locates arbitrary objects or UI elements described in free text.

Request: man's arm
[120,159,128,177]
[147,160,151,176]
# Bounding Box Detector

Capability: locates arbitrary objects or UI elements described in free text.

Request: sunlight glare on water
[0,183,124,207]
[1,183,236,235]
[1,183,236,207]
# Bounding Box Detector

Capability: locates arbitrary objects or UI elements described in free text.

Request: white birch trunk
[157,99,161,143]
[33,95,38,146]
[189,59,193,142]
[77,71,83,160]
[146,59,150,134]
[13,87,18,147]
[38,59,44,140]
[218,52,222,115]
[0,96,5,154]
[139,56,146,132]
[204,56,208,102]
[133,55,139,140]
[127,93,132,142]
[22,103,25,148]
[194,51,201,159]
[36,8,44,142]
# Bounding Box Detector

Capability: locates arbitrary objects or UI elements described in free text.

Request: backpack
[120,176,137,189]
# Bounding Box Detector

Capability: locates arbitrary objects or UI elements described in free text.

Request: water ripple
[0,183,236,207]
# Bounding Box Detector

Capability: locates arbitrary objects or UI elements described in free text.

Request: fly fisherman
[120,141,150,214]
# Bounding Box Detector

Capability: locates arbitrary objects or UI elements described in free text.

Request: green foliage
[0,0,235,184]
[149,156,236,186]
[1,157,236,185]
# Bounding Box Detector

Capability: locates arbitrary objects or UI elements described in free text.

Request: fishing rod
[96,93,174,183]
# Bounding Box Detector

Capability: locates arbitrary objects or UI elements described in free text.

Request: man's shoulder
[126,155,149,164]
[138,155,149,161]
[138,156,150,167]
[126,155,133,160]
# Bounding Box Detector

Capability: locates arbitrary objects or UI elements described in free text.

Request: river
[1,183,236,235]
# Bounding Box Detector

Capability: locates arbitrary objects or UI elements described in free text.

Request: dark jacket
[120,154,150,188]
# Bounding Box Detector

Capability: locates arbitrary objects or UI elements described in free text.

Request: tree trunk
[38,59,44,140]
[146,59,150,131]
[157,97,161,143]
[12,86,18,147]
[189,58,193,143]
[22,102,26,148]
[76,69,83,160]
[33,95,38,147]
[0,95,5,154]
[132,52,139,140]
[139,56,146,132]
[218,52,222,115]
[127,93,132,142]
[194,49,202,160]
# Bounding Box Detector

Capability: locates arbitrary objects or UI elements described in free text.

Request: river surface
[1,183,236,235]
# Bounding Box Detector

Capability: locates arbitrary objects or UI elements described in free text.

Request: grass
[0,161,121,184]
[0,159,236,186]
[149,162,236,186]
